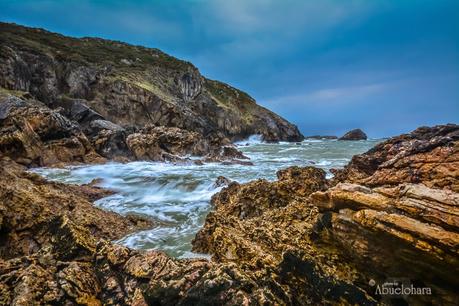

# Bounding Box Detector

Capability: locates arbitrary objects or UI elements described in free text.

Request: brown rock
[0,93,105,167]
[338,128,367,140]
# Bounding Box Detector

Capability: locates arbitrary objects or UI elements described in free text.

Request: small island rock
[338,128,367,140]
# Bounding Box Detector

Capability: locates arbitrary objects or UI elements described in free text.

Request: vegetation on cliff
[0,22,303,143]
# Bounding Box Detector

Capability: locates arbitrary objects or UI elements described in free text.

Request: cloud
[265,82,390,109]
[1,0,457,136]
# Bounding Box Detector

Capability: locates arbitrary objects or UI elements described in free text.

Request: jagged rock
[0,162,298,304]
[193,125,459,305]
[204,145,251,165]
[126,125,211,162]
[332,124,459,191]
[0,93,26,119]
[339,128,367,140]
[192,166,378,304]
[212,176,233,189]
[53,97,104,125]
[310,182,459,304]
[91,128,132,161]
[0,93,105,166]
[0,158,152,259]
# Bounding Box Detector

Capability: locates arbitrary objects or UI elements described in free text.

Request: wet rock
[204,145,251,165]
[126,125,211,162]
[339,128,367,140]
[213,176,232,188]
[193,125,459,305]
[332,124,459,191]
[0,93,105,166]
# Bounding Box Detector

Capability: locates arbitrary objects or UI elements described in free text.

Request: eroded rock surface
[0,92,105,167]
[332,124,459,190]
[193,124,459,305]
[0,91,248,166]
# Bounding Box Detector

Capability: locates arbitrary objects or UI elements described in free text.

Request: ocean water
[33,138,380,258]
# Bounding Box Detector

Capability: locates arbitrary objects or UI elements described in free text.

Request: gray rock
[213,176,232,189]
[90,120,125,132]
[0,95,26,120]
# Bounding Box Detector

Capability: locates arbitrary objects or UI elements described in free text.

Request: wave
[234,134,263,146]
[32,139,380,258]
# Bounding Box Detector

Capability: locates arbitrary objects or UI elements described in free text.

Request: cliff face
[0,22,303,143]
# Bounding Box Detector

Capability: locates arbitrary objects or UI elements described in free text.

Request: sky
[1,0,458,137]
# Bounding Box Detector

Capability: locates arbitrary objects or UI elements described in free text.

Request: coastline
[0,20,458,305]
[1,124,458,304]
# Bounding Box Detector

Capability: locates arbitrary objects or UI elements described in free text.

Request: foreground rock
[0,157,306,305]
[339,128,367,140]
[0,158,152,259]
[193,124,459,305]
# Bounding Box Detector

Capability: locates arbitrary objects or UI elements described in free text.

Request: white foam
[31,138,381,257]
[234,134,263,146]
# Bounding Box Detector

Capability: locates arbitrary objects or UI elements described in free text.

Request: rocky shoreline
[1,22,458,306]
[0,124,457,305]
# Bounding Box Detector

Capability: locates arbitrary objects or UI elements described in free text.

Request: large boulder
[339,128,367,140]
[0,92,105,166]
[126,125,211,162]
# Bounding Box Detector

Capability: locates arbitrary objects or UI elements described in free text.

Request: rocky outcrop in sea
[339,128,368,140]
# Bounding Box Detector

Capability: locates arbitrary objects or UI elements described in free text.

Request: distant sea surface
[34,137,380,258]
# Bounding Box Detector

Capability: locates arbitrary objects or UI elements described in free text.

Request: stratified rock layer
[193,124,459,305]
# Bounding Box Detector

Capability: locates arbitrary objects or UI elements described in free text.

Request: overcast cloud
[1,0,458,137]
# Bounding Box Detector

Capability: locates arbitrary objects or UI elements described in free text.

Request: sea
[33,136,380,258]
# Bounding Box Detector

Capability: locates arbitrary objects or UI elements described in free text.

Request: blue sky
[1,0,458,137]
